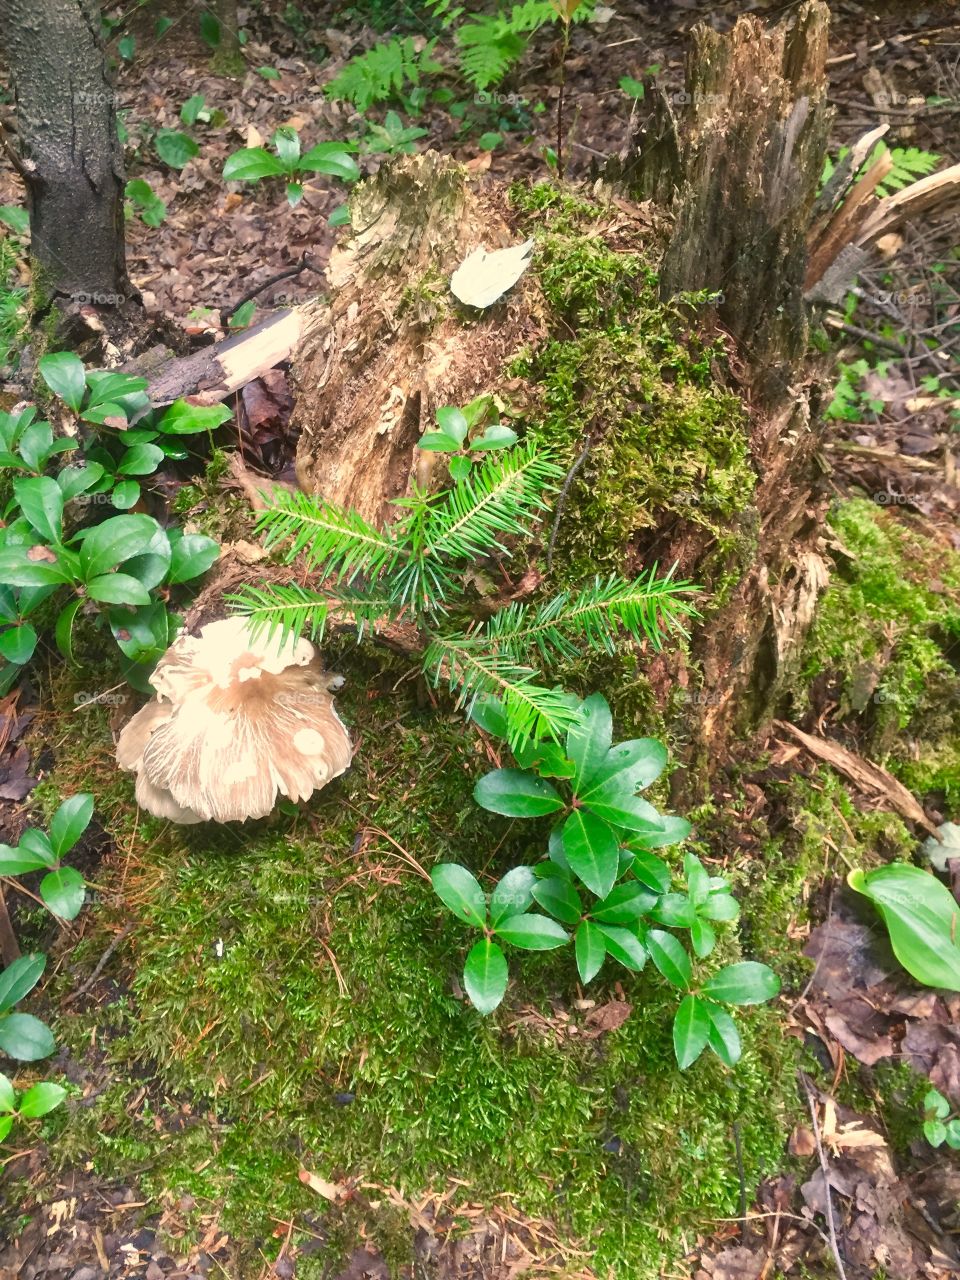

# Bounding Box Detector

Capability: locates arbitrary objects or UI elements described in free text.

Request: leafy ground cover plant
[848,862,960,990]
[231,399,696,750]
[0,356,223,691]
[432,692,780,1067]
[0,954,55,1062]
[223,127,360,207]
[0,793,94,923]
[923,1088,960,1150]
[0,1071,65,1141]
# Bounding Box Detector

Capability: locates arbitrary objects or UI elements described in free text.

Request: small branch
[227,254,318,320]
[63,923,133,1006]
[801,1074,848,1280]
[546,437,593,571]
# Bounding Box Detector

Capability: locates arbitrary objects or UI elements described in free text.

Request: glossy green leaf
[77,514,158,579]
[0,953,46,1012]
[13,477,64,545]
[0,549,68,587]
[561,809,619,899]
[157,400,232,435]
[532,876,583,925]
[513,738,575,779]
[582,737,667,796]
[704,1001,742,1066]
[108,601,169,662]
[700,891,740,922]
[167,533,220,584]
[38,352,85,412]
[469,424,519,451]
[155,129,199,168]
[574,920,606,982]
[565,693,612,791]
[596,923,647,971]
[18,1080,66,1118]
[0,1073,14,1112]
[626,848,672,894]
[40,867,86,920]
[647,929,692,989]
[117,443,164,475]
[273,126,301,168]
[111,480,140,509]
[848,864,960,991]
[582,789,664,835]
[0,843,51,875]
[431,864,486,928]
[703,961,780,1005]
[623,815,692,848]
[463,938,508,1014]
[673,994,710,1069]
[494,913,568,950]
[0,1013,55,1061]
[0,624,37,665]
[590,882,659,924]
[435,406,468,444]
[684,853,711,906]
[54,598,83,663]
[473,769,564,818]
[300,143,361,181]
[690,918,716,959]
[447,455,473,481]
[18,829,56,865]
[489,866,536,927]
[651,892,697,928]
[57,463,104,501]
[85,573,152,606]
[0,1115,12,1141]
[49,793,94,857]
[469,695,509,739]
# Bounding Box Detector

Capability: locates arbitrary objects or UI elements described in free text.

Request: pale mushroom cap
[116,617,352,823]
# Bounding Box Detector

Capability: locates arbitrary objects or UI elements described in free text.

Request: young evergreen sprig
[230,412,698,748]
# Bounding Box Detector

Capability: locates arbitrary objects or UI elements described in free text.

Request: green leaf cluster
[923,1087,960,1150]
[223,127,360,207]
[0,792,93,922]
[0,1071,66,1142]
[848,862,960,990]
[433,692,779,1067]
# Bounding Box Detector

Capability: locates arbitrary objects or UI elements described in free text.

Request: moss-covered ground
[5,185,959,1277]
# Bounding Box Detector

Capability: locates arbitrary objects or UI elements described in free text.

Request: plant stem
[556,21,572,180]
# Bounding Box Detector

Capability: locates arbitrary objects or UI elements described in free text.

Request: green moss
[37,674,792,1277]
[798,498,960,814]
[171,447,249,541]
[504,185,756,600]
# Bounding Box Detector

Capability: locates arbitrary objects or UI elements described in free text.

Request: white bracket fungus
[116,617,352,824]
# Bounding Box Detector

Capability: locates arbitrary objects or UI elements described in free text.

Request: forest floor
[1,1,960,1278]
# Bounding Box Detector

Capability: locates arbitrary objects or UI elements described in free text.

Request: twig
[732,1121,747,1243]
[546,437,593,571]
[0,885,20,966]
[801,1074,848,1280]
[63,923,133,1005]
[227,254,318,320]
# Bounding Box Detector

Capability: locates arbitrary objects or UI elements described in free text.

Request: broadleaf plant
[229,400,696,752]
[432,692,780,1068]
[223,127,360,206]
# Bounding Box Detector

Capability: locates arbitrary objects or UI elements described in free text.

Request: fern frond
[252,486,408,586]
[423,633,581,750]
[479,569,698,663]
[324,37,442,111]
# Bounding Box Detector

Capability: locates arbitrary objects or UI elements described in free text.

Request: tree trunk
[211,0,244,76]
[3,0,132,320]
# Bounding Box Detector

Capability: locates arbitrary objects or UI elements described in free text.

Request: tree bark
[3,0,132,314]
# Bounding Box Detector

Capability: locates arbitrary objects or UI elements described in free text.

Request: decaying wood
[142,307,311,406]
[805,148,893,292]
[855,161,960,247]
[775,720,939,836]
[290,151,544,524]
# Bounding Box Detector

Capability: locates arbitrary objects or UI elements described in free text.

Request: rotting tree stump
[143,2,959,796]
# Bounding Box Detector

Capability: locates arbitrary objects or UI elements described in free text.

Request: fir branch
[251,487,408,585]
[228,583,398,646]
[478,570,698,662]
[423,634,581,750]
